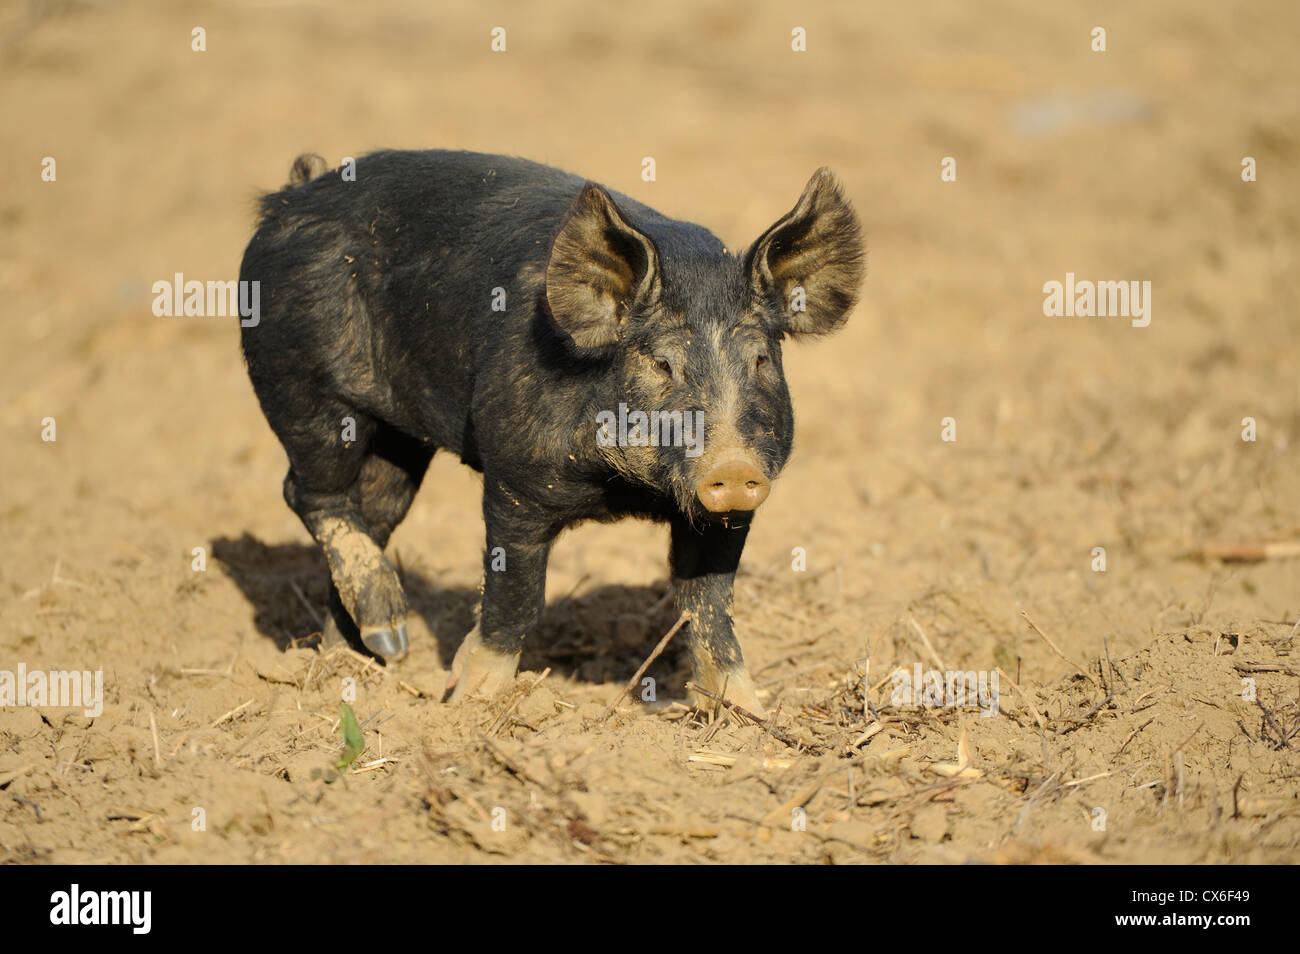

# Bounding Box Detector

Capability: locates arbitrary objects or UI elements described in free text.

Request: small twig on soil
[349,757,397,773]
[995,667,1047,731]
[1103,637,1128,690]
[760,772,834,827]
[867,670,898,695]
[1112,717,1155,762]
[1175,750,1186,809]
[148,707,162,771]
[907,617,945,671]
[209,698,255,728]
[488,668,551,737]
[687,751,794,770]
[0,764,35,788]
[1235,662,1299,677]
[9,792,41,819]
[1021,611,1099,687]
[1010,771,1061,834]
[849,722,887,749]
[647,824,719,839]
[1174,721,1205,755]
[1056,693,1118,735]
[397,679,426,698]
[710,674,731,723]
[1062,769,1116,788]
[1133,685,1164,707]
[1187,540,1300,562]
[599,611,690,722]
[756,699,784,753]
[1256,698,1293,750]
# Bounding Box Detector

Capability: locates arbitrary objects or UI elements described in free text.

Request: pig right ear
[546,183,662,349]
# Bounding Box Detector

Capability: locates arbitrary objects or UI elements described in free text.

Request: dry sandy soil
[1,0,1298,864]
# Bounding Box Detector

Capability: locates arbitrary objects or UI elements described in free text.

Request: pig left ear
[743,168,865,336]
[546,183,662,350]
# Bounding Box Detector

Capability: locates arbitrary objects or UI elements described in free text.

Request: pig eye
[755,354,768,369]
[655,357,673,376]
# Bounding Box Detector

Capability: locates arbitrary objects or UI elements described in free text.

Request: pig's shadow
[211,534,692,691]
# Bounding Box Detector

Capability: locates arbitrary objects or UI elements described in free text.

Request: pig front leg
[446,483,553,701]
[669,517,766,716]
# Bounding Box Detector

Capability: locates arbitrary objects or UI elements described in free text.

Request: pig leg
[320,428,432,656]
[447,483,554,701]
[669,517,766,716]
[279,410,414,661]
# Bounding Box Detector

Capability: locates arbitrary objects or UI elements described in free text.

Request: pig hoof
[446,629,519,702]
[727,685,767,719]
[696,670,767,719]
[361,621,409,661]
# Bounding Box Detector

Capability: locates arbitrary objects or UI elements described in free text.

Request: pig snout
[695,456,771,513]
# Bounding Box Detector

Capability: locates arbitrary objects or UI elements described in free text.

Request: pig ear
[546,183,662,349]
[743,168,864,336]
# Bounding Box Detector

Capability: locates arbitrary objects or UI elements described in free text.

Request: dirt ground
[2,0,1297,864]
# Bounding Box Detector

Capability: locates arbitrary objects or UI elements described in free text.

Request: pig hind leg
[318,427,433,657]
[278,406,425,661]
